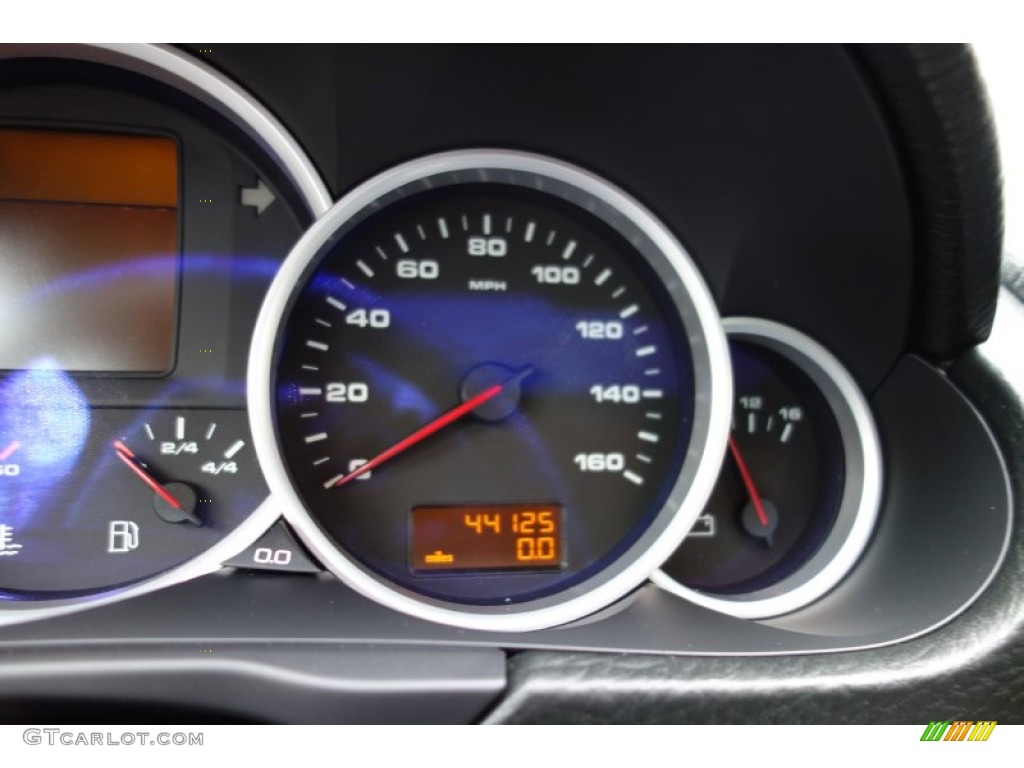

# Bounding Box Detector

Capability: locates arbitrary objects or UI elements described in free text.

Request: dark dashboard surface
[0,44,1018,724]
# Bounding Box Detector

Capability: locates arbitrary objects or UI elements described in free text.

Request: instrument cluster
[0,46,1008,661]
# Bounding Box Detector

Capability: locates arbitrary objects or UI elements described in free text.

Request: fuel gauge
[111,413,252,527]
[653,318,882,618]
[0,409,266,597]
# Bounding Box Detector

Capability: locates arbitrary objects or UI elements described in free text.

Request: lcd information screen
[0,129,179,372]
[410,504,565,574]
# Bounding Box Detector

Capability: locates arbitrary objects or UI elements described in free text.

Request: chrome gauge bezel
[249,149,732,632]
[652,317,883,619]
[0,43,330,627]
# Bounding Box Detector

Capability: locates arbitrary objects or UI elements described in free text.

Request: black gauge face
[661,341,844,593]
[0,409,263,597]
[253,151,731,629]
[654,318,881,619]
[276,186,692,604]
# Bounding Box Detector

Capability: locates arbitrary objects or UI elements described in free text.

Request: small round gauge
[249,149,731,632]
[0,409,264,596]
[653,318,882,619]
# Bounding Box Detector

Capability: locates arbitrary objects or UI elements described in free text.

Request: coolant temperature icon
[0,524,22,556]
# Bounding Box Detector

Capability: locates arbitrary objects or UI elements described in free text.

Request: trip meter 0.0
[249,150,731,631]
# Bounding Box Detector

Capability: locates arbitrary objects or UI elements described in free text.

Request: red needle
[333,367,532,488]
[0,441,20,461]
[728,435,769,527]
[113,440,182,509]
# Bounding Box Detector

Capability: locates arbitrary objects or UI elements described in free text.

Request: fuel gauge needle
[113,440,182,509]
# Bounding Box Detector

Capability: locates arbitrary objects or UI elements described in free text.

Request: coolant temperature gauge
[654,318,882,618]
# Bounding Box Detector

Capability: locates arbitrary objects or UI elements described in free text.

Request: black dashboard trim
[854,43,1003,361]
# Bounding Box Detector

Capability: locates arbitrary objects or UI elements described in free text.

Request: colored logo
[920,721,997,741]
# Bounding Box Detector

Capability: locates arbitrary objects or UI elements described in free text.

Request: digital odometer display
[411,504,564,573]
[253,151,731,630]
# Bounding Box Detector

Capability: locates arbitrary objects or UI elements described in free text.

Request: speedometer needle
[333,365,535,488]
[728,435,769,528]
[113,440,183,509]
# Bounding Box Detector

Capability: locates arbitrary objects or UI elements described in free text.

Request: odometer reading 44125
[411,504,564,573]
[249,150,732,631]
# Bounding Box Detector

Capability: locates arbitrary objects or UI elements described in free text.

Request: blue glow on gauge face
[0,363,90,528]
[0,362,90,467]
[273,183,697,606]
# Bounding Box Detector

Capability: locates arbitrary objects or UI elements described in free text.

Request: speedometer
[249,150,731,631]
